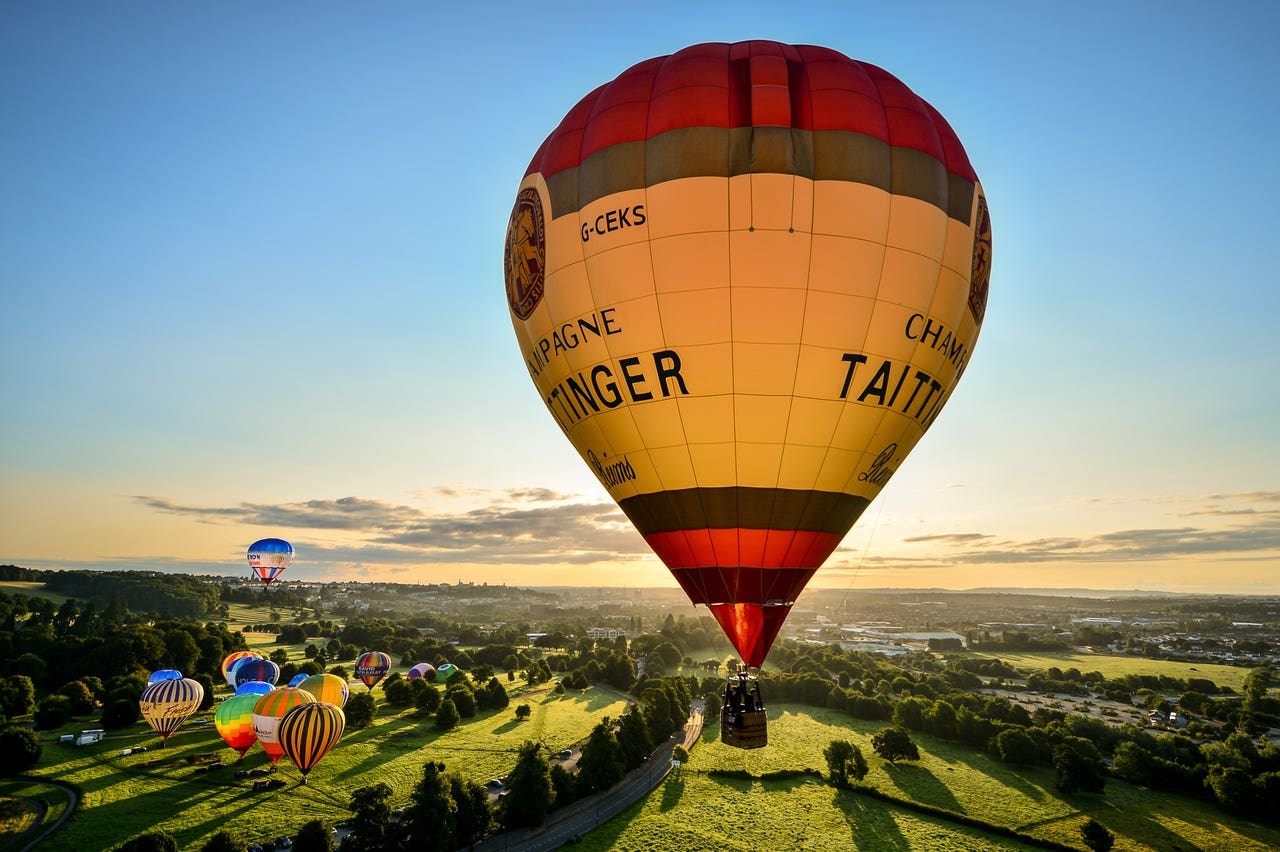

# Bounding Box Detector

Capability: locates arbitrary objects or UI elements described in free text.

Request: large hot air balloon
[505,41,990,674]
[234,658,280,689]
[278,701,345,783]
[222,651,263,689]
[247,537,293,587]
[214,693,260,758]
[355,651,392,691]
[139,677,204,744]
[299,672,349,707]
[252,687,315,765]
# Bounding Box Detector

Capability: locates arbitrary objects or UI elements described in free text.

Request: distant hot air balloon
[139,677,204,745]
[234,658,280,689]
[252,687,315,765]
[288,673,309,688]
[355,652,392,691]
[299,673,349,707]
[214,693,260,758]
[433,663,457,684]
[278,701,345,783]
[407,663,436,682]
[504,40,991,676]
[221,651,263,689]
[247,537,293,587]
[148,669,183,684]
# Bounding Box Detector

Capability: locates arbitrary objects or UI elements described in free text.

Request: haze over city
[2,2,1277,595]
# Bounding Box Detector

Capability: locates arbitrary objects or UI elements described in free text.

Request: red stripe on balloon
[645,529,843,576]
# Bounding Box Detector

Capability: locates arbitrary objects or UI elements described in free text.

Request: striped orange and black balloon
[505,41,991,667]
[277,701,345,782]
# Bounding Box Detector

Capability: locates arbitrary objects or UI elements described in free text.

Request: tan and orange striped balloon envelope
[504,41,991,667]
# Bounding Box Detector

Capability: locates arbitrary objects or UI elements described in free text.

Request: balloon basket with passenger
[720,669,767,750]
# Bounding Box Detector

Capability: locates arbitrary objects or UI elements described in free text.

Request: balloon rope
[839,489,888,614]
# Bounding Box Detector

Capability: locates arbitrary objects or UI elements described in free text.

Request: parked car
[273,836,293,848]
[558,749,573,759]
[486,778,503,789]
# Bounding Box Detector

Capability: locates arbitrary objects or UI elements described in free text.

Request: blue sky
[2,2,1278,594]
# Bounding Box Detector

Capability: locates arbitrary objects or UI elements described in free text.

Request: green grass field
[30,683,627,851]
[968,651,1255,693]
[0,581,75,606]
[586,704,1280,852]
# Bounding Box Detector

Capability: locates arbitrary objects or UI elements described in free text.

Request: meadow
[970,651,1253,692]
[28,681,627,851]
[584,704,1280,852]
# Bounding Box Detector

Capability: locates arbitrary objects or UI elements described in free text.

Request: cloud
[901,533,994,544]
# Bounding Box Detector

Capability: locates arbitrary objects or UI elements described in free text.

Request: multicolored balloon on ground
[147,669,183,684]
[407,663,436,682]
[278,701,345,783]
[221,651,263,689]
[233,658,280,689]
[299,673,349,707]
[504,40,991,668]
[355,652,392,690]
[214,693,260,757]
[252,687,315,765]
[139,677,204,743]
[247,537,293,587]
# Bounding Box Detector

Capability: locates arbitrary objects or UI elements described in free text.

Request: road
[5,777,80,852]
[472,699,705,852]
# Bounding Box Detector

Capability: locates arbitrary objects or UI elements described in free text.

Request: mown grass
[31,683,626,851]
[0,581,75,606]
[588,704,1280,852]
[970,651,1254,692]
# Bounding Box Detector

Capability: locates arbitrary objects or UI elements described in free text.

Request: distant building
[587,627,625,640]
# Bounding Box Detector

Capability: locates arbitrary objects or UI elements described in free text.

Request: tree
[342,782,399,852]
[446,684,477,718]
[114,833,179,852]
[56,680,98,716]
[515,703,531,721]
[292,819,336,852]
[577,720,625,794]
[672,744,689,764]
[994,727,1039,765]
[824,739,868,787]
[501,740,553,829]
[0,675,36,717]
[346,692,376,729]
[871,726,920,764]
[34,694,72,730]
[448,772,492,847]
[616,704,654,770]
[198,830,245,852]
[435,696,460,731]
[401,761,454,851]
[1053,737,1106,795]
[1080,818,1115,852]
[415,684,442,717]
[102,698,141,729]
[384,676,414,707]
[0,726,41,773]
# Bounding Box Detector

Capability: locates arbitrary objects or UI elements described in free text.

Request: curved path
[1,777,79,852]
[474,700,705,852]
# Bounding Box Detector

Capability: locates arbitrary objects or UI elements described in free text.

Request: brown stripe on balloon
[619,487,869,536]
[543,127,973,222]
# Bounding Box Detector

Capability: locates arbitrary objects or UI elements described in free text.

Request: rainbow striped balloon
[354,651,391,690]
[278,702,345,782]
[139,677,204,742]
[252,687,315,764]
[214,693,259,757]
[299,673,349,707]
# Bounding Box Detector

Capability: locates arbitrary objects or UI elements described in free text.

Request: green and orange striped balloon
[278,701,345,782]
[139,677,204,742]
[252,687,315,764]
[505,41,991,667]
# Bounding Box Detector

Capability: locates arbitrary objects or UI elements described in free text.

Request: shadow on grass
[880,762,963,813]
[659,775,684,811]
[833,788,912,851]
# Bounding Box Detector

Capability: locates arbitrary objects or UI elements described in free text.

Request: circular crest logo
[967,190,992,325]
[505,187,546,320]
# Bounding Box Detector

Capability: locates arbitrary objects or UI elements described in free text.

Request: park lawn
[593,704,1280,852]
[33,684,627,851]
[0,778,76,842]
[0,795,39,841]
[972,652,1253,693]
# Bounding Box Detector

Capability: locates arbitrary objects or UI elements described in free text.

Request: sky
[2,2,1278,596]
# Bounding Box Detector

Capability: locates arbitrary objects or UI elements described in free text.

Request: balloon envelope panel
[300,673,350,707]
[139,677,204,740]
[252,687,315,764]
[407,663,436,681]
[214,693,260,756]
[278,702,345,777]
[505,40,990,667]
[234,658,280,688]
[221,651,263,688]
[148,669,183,683]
